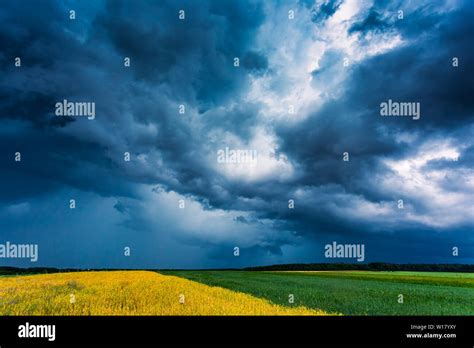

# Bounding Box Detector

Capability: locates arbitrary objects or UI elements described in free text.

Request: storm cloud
[0,0,472,268]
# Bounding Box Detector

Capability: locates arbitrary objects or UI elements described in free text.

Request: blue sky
[0,0,473,268]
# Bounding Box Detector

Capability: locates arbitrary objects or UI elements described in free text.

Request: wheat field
[0,271,328,315]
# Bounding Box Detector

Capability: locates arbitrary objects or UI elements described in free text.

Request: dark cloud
[349,9,387,34]
[241,51,268,75]
[113,201,128,214]
[0,89,73,129]
[308,0,344,23]
[0,0,472,267]
[92,0,265,107]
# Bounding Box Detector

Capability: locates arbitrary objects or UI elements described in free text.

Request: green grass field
[163,270,474,315]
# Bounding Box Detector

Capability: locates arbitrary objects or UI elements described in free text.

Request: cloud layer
[0,0,472,268]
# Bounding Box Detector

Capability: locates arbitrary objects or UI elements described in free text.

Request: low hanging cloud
[0,0,472,268]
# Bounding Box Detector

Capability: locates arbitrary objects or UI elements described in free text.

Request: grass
[0,271,328,315]
[1,270,471,315]
[163,270,474,315]
[272,271,474,287]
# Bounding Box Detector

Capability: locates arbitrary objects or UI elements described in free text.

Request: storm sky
[0,0,473,268]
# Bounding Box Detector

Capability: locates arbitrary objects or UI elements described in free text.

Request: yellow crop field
[0,271,328,315]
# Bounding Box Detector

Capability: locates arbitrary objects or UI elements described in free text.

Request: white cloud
[380,139,473,228]
[210,127,295,183]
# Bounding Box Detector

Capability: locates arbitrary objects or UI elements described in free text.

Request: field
[0,271,326,315]
[164,270,474,315]
[0,270,472,315]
